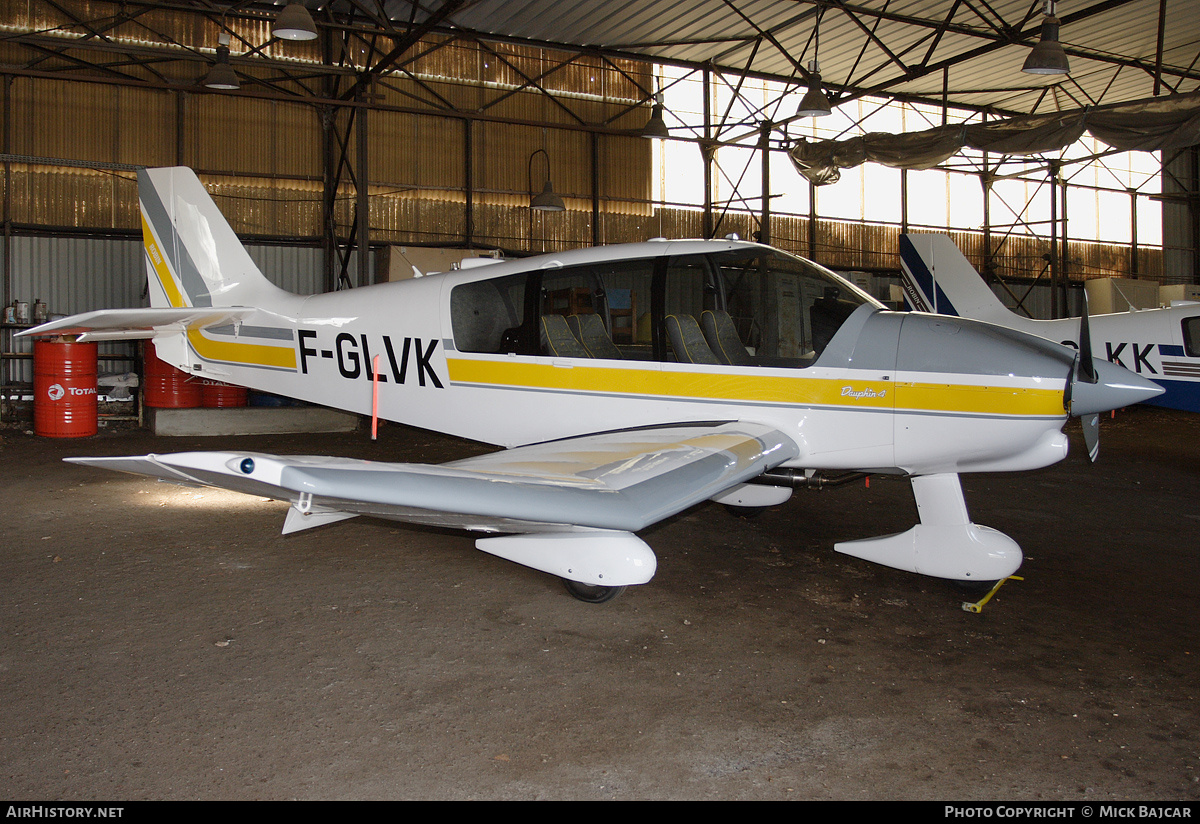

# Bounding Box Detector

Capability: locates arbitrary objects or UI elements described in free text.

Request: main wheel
[561,579,626,604]
[723,503,766,518]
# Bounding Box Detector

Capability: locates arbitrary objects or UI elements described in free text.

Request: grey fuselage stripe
[207,323,295,342]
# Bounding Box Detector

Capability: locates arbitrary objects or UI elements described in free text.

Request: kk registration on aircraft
[20,167,1162,603]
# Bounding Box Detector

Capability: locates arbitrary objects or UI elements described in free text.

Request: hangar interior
[0,0,1198,421]
[3,2,1200,803]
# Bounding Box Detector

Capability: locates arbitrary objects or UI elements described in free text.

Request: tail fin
[139,167,291,310]
[899,234,1014,324]
[22,168,300,379]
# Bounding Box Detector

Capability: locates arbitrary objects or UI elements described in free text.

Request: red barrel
[200,378,248,408]
[34,339,98,438]
[143,341,201,408]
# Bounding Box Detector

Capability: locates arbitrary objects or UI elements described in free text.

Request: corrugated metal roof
[426,0,1200,115]
[4,2,1194,121]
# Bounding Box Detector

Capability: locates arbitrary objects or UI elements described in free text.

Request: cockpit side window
[660,255,720,363]
[585,260,655,358]
[451,272,528,354]
[451,261,654,359]
[710,249,872,367]
[450,248,873,367]
[1183,316,1200,357]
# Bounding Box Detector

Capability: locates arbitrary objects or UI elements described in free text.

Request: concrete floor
[1,405,1197,800]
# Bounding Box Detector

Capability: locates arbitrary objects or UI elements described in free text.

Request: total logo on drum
[46,382,95,400]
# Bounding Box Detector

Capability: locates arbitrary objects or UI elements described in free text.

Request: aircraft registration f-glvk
[900,233,1200,415]
[20,168,1162,603]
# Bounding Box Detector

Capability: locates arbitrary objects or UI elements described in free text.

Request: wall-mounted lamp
[1022,2,1070,75]
[203,32,240,90]
[273,3,318,41]
[528,149,565,212]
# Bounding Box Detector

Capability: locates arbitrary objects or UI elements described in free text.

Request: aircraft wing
[67,421,799,535]
[15,306,257,342]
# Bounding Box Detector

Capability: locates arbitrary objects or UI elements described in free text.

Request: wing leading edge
[67,422,799,587]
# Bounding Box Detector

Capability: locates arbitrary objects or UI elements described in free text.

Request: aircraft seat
[540,314,590,358]
[701,309,755,366]
[665,314,721,364]
[567,313,623,359]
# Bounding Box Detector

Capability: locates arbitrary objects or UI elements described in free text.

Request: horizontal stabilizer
[16,306,256,342]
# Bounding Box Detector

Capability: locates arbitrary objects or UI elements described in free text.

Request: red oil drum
[200,378,248,408]
[34,339,98,438]
[143,341,201,408]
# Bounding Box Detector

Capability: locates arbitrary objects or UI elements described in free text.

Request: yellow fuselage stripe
[446,358,1064,417]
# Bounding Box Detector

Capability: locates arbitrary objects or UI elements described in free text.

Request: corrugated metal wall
[0,32,653,243]
[1163,148,1198,285]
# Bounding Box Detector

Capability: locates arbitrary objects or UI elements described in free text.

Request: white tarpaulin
[790,92,1200,185]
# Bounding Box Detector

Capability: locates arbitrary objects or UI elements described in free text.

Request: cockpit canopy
[451,246,880,368]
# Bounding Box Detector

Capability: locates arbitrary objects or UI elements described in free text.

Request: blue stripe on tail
[899,235,959,316]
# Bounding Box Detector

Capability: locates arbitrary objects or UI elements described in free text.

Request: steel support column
[759,121,771,246]
[356,88,370,288]
[1049,161,1060,319]
[1131,187,1139,277]
[702,68,714,239]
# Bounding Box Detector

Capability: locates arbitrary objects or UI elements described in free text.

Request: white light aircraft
[20,168,1162,602]
[900,233,1200,417]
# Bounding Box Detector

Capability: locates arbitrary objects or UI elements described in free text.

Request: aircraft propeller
[1058,291,1162,461]
[1075,293,1101,461]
